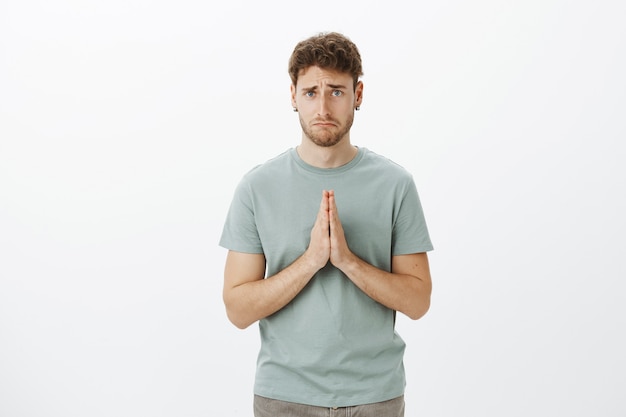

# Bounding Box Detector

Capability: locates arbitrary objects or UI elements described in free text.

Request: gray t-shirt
[219,147,433,407]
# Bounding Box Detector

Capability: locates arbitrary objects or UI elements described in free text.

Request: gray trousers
[253,395,405,417]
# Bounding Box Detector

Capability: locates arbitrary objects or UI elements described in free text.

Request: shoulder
[239,149,293,184]
[360,147,414,181]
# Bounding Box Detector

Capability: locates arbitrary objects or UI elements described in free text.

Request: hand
[328,190,354,269]
[305,190,331,270]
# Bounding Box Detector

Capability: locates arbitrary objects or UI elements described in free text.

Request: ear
[290,84,297,108]
[355,81,364,107]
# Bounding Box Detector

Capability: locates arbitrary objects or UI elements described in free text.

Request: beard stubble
[299,113,354,148]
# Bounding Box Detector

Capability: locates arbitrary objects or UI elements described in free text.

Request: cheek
[297,100,315,113]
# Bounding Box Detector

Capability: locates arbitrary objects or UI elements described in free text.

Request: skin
[223,65,432,329]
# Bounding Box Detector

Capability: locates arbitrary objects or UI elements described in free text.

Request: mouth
[312,120,337,127]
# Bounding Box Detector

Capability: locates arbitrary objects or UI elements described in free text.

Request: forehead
[296,66,353,88]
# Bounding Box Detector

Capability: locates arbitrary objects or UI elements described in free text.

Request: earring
[293,107,298,112]
[355,106,360,111]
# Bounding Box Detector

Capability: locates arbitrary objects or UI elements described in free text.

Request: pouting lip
[312,120,337,127]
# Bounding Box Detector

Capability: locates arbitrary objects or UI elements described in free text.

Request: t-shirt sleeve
[219,177,264,254]
[391,178,434,255]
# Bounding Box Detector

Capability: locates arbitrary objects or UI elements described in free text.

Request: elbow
[223,295,256,329]
[230,319,253,330]
[226,309,255,329]
[406,296,431,321]
[406,277,432,320]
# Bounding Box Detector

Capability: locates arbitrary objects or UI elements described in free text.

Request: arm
[222,192,332,329]
[222,251,317,329]
[328,191,432,320]
[334,252,432,320]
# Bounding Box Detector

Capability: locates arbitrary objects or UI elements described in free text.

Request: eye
[305,91,315,97]
[331,90,343,97]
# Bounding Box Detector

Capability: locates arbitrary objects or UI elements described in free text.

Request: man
[219,32,433,417]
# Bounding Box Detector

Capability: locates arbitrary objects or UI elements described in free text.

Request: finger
[328,190,336,210]
[315,191,330,233]
[316,190,327,217]
[328,191,340,228]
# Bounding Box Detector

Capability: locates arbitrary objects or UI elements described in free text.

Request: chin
[310,136,342,148]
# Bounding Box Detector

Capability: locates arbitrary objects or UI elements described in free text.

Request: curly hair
[288,32,363,90]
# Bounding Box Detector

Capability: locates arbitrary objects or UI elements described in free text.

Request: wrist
[300,249,328,274]
[332,250,359,274]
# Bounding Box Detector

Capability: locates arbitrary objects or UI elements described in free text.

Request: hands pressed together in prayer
[307,190,355,272]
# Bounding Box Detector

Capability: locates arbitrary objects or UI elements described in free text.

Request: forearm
[336,254,432,320]
[224,253,322,329]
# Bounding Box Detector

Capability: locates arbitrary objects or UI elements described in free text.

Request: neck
[297,136,358,169]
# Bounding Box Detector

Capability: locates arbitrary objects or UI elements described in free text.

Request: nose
[317,94,330,117]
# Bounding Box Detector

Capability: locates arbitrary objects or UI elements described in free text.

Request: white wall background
[1,1,624,416]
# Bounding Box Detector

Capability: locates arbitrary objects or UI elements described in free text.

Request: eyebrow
[301,84,348,91]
